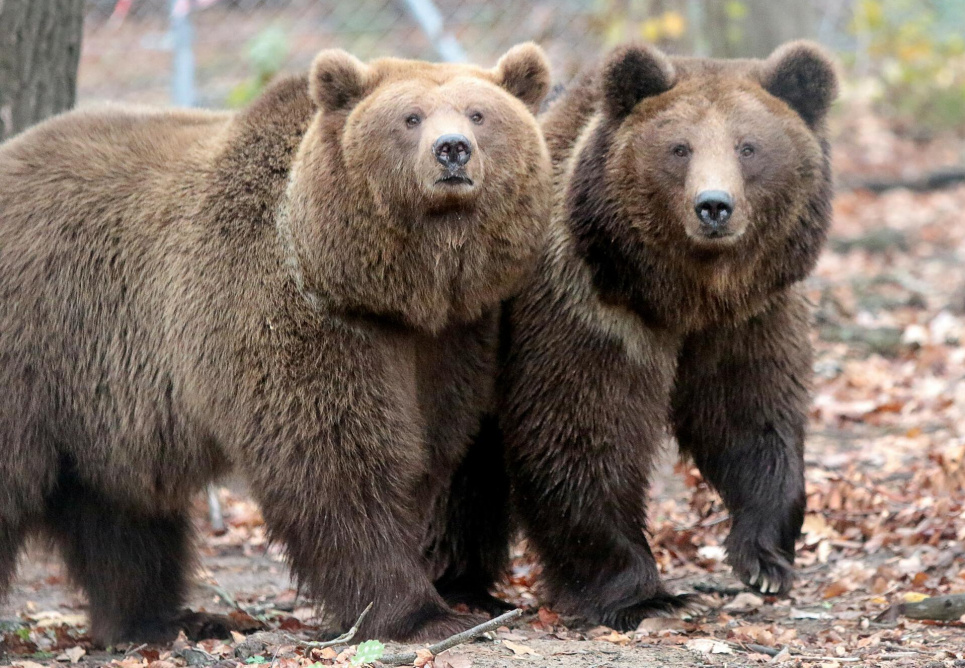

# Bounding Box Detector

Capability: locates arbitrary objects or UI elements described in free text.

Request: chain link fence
[79,0,609,108]
[78,1,963,111]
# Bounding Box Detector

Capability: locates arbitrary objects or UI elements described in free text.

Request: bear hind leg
[432,417,514,617]
[43,474,194,646]
[0,522,27,602]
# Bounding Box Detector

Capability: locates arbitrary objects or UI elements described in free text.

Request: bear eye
[470,111,484,125]
[739,144,756,158]
[672,144,690,158]
[405,114,421,129]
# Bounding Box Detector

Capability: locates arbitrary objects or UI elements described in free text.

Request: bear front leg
[242,337,485,642]
[501,296,690,630]
[672,290,811,596]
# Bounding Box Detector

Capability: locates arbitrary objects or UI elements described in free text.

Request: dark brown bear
[500,41,837,630]
[0,44,551,644]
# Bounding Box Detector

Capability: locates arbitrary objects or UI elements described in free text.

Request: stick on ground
[279,602,373,649]
[895,594,965,622]
[379,608,523,666]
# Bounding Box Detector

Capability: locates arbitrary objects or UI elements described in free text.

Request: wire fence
[78,0,608,108]
[77,0,963,111]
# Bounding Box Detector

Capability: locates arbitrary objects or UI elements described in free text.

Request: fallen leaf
[413,648,434,667]
[537,607,560,625]
[58,646,86,663]
[697,545,727,561]
[635,617,689,634]
[789,607,835,620]
[902,591,930,603]
[32,612,88,628]
[823,580,851,598]
[435,650,472,668]
[724,592,764,611]
[685,638,733,654]
[594,630,631,645]
[502,640,539,656]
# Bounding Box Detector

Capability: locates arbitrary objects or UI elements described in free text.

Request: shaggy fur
[500,41,837,629]
[0,44,551,644]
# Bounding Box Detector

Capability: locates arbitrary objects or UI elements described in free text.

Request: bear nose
[694,190,734,226]
[433,134,472,168]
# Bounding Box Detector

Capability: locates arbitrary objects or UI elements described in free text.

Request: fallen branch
[877,594,965,623]
[379,608,523,666]
[840,165,965,194]
[279,602,373,649]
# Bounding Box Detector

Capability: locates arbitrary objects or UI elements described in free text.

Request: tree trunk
[0,0,84,141]
[704,0,816,59]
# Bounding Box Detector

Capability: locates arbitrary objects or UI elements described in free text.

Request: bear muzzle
[433,133,475,187]
[694,189,736,239]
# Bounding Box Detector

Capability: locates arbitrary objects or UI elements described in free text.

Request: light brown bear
[0,45,551,644]
[500,41,837,629]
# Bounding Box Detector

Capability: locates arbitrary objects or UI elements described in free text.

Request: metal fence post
[170,0,196,107]
[398,0,467,63]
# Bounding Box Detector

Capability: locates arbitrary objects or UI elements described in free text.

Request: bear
[0,44,552,644]
[498,41,837,630]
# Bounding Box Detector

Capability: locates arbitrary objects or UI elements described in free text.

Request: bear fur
[499,41,837,630]
[0,44,551,644]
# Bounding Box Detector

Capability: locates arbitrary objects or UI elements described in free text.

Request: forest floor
[3,112,965,668]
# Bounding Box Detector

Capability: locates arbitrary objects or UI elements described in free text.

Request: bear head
[280,44,552,333]
[566,41,838,329]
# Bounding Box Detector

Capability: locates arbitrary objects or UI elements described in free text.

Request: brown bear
[0,44,551,644]
[499,41,837,630]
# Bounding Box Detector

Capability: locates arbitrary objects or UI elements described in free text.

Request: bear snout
[694,189,734,237]
[432,133,475,188]
[433,134,473,169]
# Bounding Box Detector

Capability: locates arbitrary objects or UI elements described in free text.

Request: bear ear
[309,49,371,113]
[601,43,675,119]
[760,40,839,128]
[494,42,552,113]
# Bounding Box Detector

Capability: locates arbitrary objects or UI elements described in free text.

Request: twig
[733,642,863,662]
[200,581,246,612]
[124,643,148,658]
[379,608,523,666]
[793,656,861,663]
[740,642,779,657]
[278,602,373,649]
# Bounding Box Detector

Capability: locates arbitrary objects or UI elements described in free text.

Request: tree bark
[0,0,84,141]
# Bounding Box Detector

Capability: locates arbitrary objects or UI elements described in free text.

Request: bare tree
[0,0,84,141]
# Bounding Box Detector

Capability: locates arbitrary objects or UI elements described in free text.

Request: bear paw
[598,591,700,632]
[728,544,795,596]
[407,611,490,642]
[176,610,264,641]
[440,588,515,616]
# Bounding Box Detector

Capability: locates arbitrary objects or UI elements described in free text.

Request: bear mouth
[436,173,474,187]
[699,228,735,239]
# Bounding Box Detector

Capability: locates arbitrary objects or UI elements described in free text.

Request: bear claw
[733,551,794,596]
